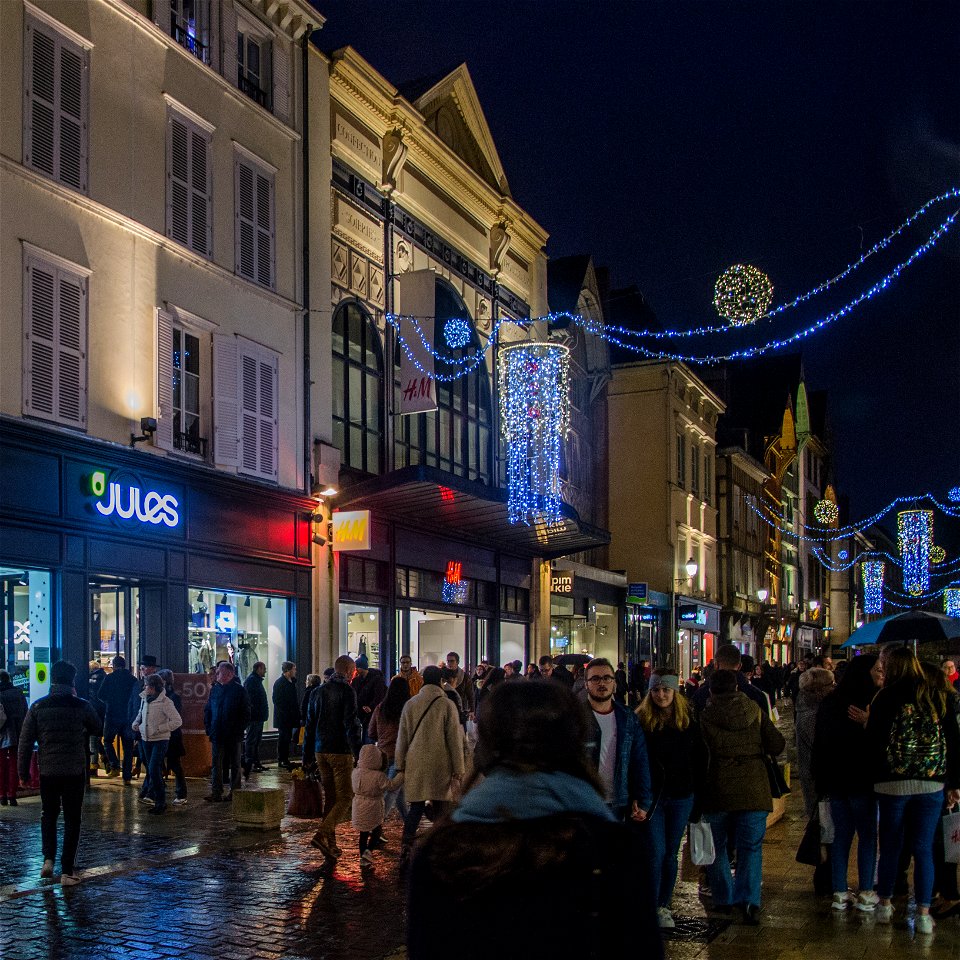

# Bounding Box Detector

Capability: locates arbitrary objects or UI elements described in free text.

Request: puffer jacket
[244,673,269,723]
[351,743,403,831]
[17,684,102,780]
[304,675,361,758]
[700,690,785,813]
[0,679,28,748]
[133,689,183,742]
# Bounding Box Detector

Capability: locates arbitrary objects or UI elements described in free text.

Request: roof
[547,255,593,314]
[602,285,663,365]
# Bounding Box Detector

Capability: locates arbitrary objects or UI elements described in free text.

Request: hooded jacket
[133,688,183,742]
[351,743,403,831]
[394,668,424,696]
[700,690,785,813]
[18,684,102,780]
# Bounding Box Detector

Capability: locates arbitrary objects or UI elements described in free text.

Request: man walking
[352,654,387,743]
[693,644,771,717]
[243,661,269,777]
[272,661,300,770]
[203,662,250,802]
[303,655,361,859]
[18,661,101,885]
[98,655,137,782]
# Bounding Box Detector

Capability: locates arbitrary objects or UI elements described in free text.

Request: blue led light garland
[898,510,934,596]
[946,587,960,618]
[862,560,885,615]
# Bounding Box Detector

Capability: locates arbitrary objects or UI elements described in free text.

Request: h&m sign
[551,569,574,594]
[332,510,371,551]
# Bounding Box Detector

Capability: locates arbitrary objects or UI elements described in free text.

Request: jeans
[403,800,453,846]
[0,746,19,799]
[649,794,695,908]
[384,762,409,822]
[830,792,878,894]
[877,789,943,907]
[40,774,86,874]
[167,752,187,800]
[706,809,768,909]
[210,739,242,798]
[244,722,264,768]
[103,718,134,780]
[144,740,169,811]
[312,753,354,844]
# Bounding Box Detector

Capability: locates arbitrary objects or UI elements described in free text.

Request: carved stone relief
[394,238,412,273]
[332,239,350,286]
[350,252,368,299]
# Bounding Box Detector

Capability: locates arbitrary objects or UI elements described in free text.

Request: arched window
[333,301,384,475]
[394,279,493,484]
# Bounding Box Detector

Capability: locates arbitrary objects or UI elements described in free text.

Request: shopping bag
[764,755,790,799]
[796,814,826,866]
[688,820,716,866]
[287,777,324,818]
[818,800,835,845]
[943,807,960,863]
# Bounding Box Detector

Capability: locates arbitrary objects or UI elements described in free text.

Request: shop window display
[340,604,382,670]
[2,567,53,703]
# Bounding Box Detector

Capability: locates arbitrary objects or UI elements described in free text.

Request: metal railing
[172,23,210,65]
[175,431,208,458]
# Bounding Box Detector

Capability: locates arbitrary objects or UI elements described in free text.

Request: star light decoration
[898,510,934,596]
[499,342,570,526]
[443,317,473,350]
[861,560,885,615]
[946,587,960,618]
[713,264,774,326]
[813,499,839,526]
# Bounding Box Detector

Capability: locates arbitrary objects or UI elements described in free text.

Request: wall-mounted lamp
[757,588,769,603]
[130,416,158,447]
[808,599,820,612]
[685,557,699,579]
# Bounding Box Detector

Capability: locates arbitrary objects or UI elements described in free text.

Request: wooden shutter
[167,112,211,256]
[155,308,175,450]
[237,339,278,481]
[235,157,255,279]
[272,39,290,123]
[191,126,211,255]
[221,1,238,87]
[255,169,274,287]
[257,351,278,480]
[23,256,87,428]
[213,333,240,465]
[235,156,274,288]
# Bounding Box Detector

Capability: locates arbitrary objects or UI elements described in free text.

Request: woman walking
[368,675,411,823]
[132,674,183,815]
[812,654,882,911]
[636,670,706,928]
[700,669,786,925]
[866,647,960,932]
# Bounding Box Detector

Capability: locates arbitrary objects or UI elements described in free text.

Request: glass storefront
[2,566,53,703]
[340,603,383,670]
[89,579,140,673]
[187,588,288,727]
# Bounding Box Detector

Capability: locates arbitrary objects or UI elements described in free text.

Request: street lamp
[685,557,699,579]
[808,599,820,613]
[757,588,769,603]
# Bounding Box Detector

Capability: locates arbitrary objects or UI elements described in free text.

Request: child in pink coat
[352,743,403,863]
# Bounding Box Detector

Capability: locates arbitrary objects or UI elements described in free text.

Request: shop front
[548,562,625,666]
[0,419,314,719]
[674,598,722,680]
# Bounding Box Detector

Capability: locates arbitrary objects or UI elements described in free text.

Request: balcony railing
[175,431,208,458]
[238,74,269,108]
[172,23,211,65]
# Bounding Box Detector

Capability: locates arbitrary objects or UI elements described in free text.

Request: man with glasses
[395,656,423,696]
[584,658,652,823]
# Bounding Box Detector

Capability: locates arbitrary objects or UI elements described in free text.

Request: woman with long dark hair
[407,681,661,960]
[812,654,881,912]
[866,647,960,932]
[369,675,410,824]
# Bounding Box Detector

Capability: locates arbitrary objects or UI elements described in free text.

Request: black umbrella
[553,653,593,666]
[842,610,960,648]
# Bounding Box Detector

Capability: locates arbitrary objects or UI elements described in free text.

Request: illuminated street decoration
[931,546,947,565]
[499,342,570,526]
[946,587,960,618]
[861,560,885,615]
[443,317,473,350]
[713,264,774,326]
[442,560,468,604]
[813,499,839,526]
[838,550,849,560]
[949,486,960,503]
[898,510,934,596]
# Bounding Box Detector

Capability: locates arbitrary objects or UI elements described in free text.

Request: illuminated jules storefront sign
[88,469,180,528]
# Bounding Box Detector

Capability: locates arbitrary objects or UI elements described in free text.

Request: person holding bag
[132,674,182,815]
[636,670,707,929]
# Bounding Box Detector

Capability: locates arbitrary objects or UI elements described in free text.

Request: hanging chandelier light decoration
[946,586,960,618]
[861,560,885,615]
[499,342,571,526]
[898,509,934,596]
[713,264,774,326]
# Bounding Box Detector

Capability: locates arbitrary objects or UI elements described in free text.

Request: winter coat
[0,680,28,749]
[794,686,832,783]
[352,669,388,724]
[303,675,361,758]
[693,671,771,716]
[585,701,653,817]
[17,684,102,780]
[204,680,250,742]
[165,686,186,761]
[394,684,465,803]
[700,690,785,813]
[812,688,874,798]
[98,668,137,723]
[272,675,300,728]
[367,702,401,761]
[133,689,183,742]
[127,677,146,726]
[643,718,708,804]
[351,743,403,831]
[394,669,424,696]
[446,667,475,714]
[408,769,661,960]
[244,673,269,723]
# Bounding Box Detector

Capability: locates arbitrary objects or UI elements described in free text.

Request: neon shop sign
[88,469,180,528]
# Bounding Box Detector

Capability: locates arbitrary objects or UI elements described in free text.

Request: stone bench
[231,787,286,830]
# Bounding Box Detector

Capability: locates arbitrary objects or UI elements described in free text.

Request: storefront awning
[334,465,611,560]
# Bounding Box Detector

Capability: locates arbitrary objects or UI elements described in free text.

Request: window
[23,13,88,192]
[237,29,268,107]
[170,0,211,65]
[234,152,275,288]
[156,307,211,457]
[166,108,212,257]
[703,453,712,505]
[691,446,700,499]
[676,433,685,488]
[333,302,384,475]
[23,250,88,429]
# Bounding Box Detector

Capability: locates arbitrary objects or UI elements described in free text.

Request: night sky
[316,1,959,530]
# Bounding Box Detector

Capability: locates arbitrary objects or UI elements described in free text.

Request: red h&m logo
[445,561,462,585]
[403,377,433,402]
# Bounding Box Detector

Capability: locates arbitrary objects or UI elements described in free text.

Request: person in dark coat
[407,680,662,960]
[693,644,771,717]
[203,662,250,801]
[18,660,101,885]
[98,655,137,782]
[157,670,187,804]
[0,669,28,805]
[243,662,269,777]
[272,661,300,769]
[86,663,108,776]
[352,654,387,741]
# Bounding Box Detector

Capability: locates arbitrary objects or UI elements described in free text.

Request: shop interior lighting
[220,594,228,605]
[265,598,272,610]
[244,596,251,607]
[196,591,204,603]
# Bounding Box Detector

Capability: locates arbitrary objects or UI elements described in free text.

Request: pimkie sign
[332,510,371,551]
[551,569,574,594]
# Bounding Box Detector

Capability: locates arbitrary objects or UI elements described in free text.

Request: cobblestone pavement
[3,719,960,960]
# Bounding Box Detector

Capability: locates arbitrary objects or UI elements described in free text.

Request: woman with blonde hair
[866,646,960,932]
[637,670,707,928]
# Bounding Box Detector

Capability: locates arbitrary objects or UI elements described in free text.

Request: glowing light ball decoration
[814,499,839,526]
[838,550,849,560]
[898,509,934,596]
[949,486,960,503]
[499,342,571,526]
[931,546,947,565]
[946,587,960,619]
[713,264,774,326]
[861,560,885,615]
[443,317,473,350]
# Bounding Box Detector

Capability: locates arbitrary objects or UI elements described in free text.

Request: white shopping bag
[944,808,960,864]
[688,820,716,866]
[818,800,835,845]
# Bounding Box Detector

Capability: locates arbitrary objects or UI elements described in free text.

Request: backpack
[885,702,946,779]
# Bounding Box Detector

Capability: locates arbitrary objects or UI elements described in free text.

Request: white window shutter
[255,170,275,288]
[24,21,56,178]
[235,156,274,289]
[57,272,86,426]
[167,112,212,257]
[235,157,255,279]
[191,127,211,256]
[258,353,278,481]
[213,333,240,466]
[272,39,290,123]
[23,260,57,419]
[240,351,259,474]
[221,1,238,88]
[153,0,171,37]
[155,308,175,450]
[168,115,190,245]
[58,42,86,191]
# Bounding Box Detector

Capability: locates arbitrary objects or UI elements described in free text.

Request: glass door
[89,580,140,671]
